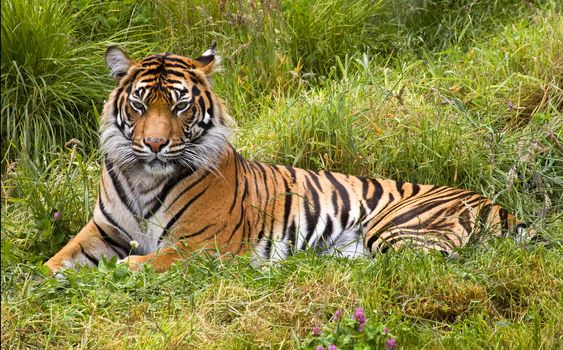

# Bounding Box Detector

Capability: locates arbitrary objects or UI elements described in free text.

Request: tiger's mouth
[147,159,167,166]
[142,158,175,175]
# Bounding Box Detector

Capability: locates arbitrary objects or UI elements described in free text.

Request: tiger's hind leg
[364,202,528,255]
[46,220,130,275]
[365,226,465,256]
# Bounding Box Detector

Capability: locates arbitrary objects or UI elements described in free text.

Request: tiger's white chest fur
[103,167,175,255]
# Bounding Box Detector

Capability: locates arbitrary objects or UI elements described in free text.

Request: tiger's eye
[130,100,145,112]
[174,101,190,113]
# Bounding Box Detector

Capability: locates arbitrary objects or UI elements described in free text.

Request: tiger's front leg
[119,246,184,273]
[46,220,130,274]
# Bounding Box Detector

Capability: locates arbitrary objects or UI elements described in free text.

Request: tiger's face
[101,44,232,177]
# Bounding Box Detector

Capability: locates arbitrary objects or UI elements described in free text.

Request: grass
[1,0,562,349]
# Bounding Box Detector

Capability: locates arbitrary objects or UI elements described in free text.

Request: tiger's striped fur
[46,45,528,273]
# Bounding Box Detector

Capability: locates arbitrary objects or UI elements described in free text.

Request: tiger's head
[101,43,233,177]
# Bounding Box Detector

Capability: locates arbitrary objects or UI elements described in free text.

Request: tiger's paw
[117,255,147,271]
[45,259,69,278]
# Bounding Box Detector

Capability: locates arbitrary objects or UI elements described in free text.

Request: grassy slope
[2,0,562,349]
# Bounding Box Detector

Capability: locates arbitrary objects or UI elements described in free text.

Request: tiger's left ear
[194,41,218,75]
[106,46,135,83]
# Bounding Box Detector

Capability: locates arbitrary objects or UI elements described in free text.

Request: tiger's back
[45,45,528,274]
[221,152,525,262]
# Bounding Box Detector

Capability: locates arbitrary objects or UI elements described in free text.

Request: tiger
[45,44,530,274]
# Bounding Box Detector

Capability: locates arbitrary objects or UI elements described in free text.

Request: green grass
[1,0,562,349]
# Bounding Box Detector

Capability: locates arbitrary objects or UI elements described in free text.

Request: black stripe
[79,243,99,266]
[302,178,321,250]
[364,178,383,212]
[325,172,350,230]
[318,216,334,248]
[113,87,124,124]
[141,58,163,67]
[396,180,405,197]
[169,170,207,206]
[331,191,339,217]
[137,77,159,84]
[388,191,473,227]
[305,170,323,192]
[255,162,271,206]
[197,119,214,130]
[98,198,132,241]
[105,159,136,214]
[365,194,397,250]
[197,95,206,116]
[121,68,143,87]
[263,233,272,260]
[142,66,185,77]
[287,221,297,253]
[457,208,473,237]
[254,162,271,243]
[410,183,420,197]
[179,224,214,240]
[478,204,493,232]
[499,208,509,231]
[163,56,193,68]
[284,165,297,182]
[229,154,241,213]
[160,77,184,85]
[367,189,467,236]
[205,91,214,114]
[249,165,262,207]
[189,76,199,84]
[163,63,191,70]
[227,180,248,244]
[93,221,128,258]
[397,206,451,231]
[137,180,164,197]
[379,243,390,253]
[145,167,194,219]
[281,177,293,241]
[266,166,279,259]
[382,235,454,252]
[159,186,209,241]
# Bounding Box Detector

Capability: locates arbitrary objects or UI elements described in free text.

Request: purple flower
[385,338,397,350]
[316,346,324,350]
[53,211,61,221]
[353,307,366,323]
[333,308,343,321]
[384,326,390,335]
[328,345,337,350]
[353,307,366,330]
[312,326,322,336]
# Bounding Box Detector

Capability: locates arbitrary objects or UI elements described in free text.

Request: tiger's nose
[144,137,168,153]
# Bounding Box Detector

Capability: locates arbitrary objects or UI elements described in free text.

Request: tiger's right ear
[105,46,134,83]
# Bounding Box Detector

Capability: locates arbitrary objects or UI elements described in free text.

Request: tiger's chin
[142,159,177,177]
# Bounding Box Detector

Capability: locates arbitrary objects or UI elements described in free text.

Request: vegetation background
[1,0,561,348]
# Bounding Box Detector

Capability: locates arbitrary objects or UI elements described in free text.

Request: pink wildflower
[353,307,366,331]
[333,308,343,321]
[312,326,322,336]
[385,338,397,350]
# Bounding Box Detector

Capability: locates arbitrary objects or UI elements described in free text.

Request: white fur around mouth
[143,159,175,176]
